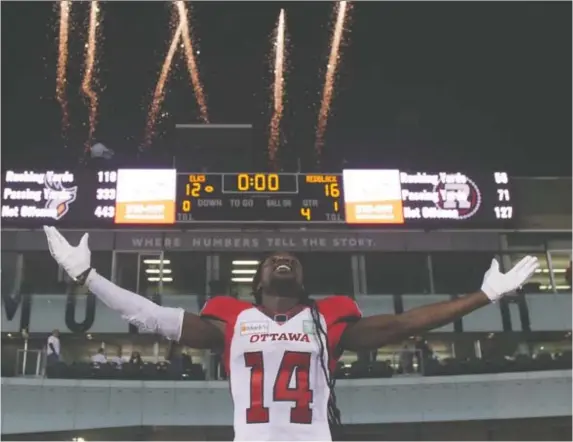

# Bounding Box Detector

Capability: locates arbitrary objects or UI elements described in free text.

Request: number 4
[244,351,313,424]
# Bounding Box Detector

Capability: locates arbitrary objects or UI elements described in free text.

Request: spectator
[109,350,123,366]
[167,343,183,373]
[414,336,433,373]
[129,351,143,365]
[399,343,414,374]
[46,329,61,366]
[181,350,192,370]
[91,348,107,364]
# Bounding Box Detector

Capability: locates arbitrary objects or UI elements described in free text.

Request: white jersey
[201,296,361,441]
[46,335,60,356]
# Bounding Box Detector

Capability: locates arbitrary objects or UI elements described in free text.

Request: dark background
[2,1,571,174]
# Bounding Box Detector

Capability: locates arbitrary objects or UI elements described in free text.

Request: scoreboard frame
[1,169,516,228]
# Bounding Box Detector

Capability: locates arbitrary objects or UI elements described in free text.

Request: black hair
[252,256,343,437]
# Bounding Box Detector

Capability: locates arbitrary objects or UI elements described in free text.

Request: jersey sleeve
[200,296,251,323]
[200,296,253,377]
[316,295,362,359]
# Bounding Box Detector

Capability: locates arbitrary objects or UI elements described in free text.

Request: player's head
[252,252,304,302]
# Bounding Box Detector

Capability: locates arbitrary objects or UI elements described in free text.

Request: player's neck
[261,294,300,314]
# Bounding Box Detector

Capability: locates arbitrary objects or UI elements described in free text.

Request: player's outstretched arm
[43,226,224,349]
[340,256,539,351]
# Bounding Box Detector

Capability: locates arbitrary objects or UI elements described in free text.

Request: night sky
[2,1,571,175]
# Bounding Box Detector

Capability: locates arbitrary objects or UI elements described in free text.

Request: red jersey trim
[200,296,253,376]
[316,296,362,372]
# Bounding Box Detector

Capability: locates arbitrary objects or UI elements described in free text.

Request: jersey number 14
[244,351,314,424]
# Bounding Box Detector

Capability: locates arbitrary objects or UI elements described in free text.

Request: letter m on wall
[1,292,31,332]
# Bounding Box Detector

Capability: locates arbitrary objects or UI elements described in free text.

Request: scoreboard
[1,168,516,228]
[175,173,343,223]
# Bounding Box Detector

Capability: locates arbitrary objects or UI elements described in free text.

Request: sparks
[315,1,350,164]
[268,9,287,170]
[56,0,72,137]
[142,20,184,149]
[176,1,209,123]
[81,1,102,152]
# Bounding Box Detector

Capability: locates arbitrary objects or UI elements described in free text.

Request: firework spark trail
[268,9,286,170]
[81,1,101,152]
[314,1,350,163]
[142,21,184,149]
[56,0,71,135]
[176,1,209,123]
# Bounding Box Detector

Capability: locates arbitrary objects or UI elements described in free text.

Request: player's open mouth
[275,264,292,273]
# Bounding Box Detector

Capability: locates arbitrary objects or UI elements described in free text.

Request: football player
[43,226,538,441]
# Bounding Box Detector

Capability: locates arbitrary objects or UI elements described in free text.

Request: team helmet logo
[44,174,78,220]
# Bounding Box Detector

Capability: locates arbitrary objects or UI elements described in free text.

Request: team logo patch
[240,321,270,336]
[303,320,316,335]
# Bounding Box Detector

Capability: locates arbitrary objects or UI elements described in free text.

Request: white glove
[44,226,91,281]
[481,255,539,302]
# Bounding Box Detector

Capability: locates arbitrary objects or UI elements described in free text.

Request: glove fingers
[511,255,532,275]
[517,256,537,275]
[489,258,500,272]
[520,256,539,280]
[48,226,62,254]
[513,256,539,285]
[51,226,69,249]
[43,226,57,258]
[79,233,89,249]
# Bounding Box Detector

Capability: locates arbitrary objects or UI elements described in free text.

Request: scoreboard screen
[175,173,343,223]
[1,168,515,228]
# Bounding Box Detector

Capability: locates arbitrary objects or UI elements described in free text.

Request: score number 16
[324,182,340,213]
[300,182,341,221]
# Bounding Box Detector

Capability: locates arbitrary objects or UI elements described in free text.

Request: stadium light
[535,268,565,273]
[232,260,259,266]
[232,269,257,275]
[539,285,571,290]
[143,259,171,265]
[147,277,173,282]
[145,269,172,274]
[231,277,254,283]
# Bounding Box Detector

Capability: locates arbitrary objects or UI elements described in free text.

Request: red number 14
[244,351,314,424]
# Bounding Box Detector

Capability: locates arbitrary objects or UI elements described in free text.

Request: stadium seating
[36,350,573,381]
[45,361,206,381]
[333,352,571,380]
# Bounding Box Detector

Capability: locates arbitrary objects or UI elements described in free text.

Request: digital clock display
[222,173,298,194]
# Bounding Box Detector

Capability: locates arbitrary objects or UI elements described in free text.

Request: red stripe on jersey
[200,296,253,376]
[316,296,362,373]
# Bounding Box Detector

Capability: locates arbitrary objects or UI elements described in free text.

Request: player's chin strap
[83,269,184,341]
